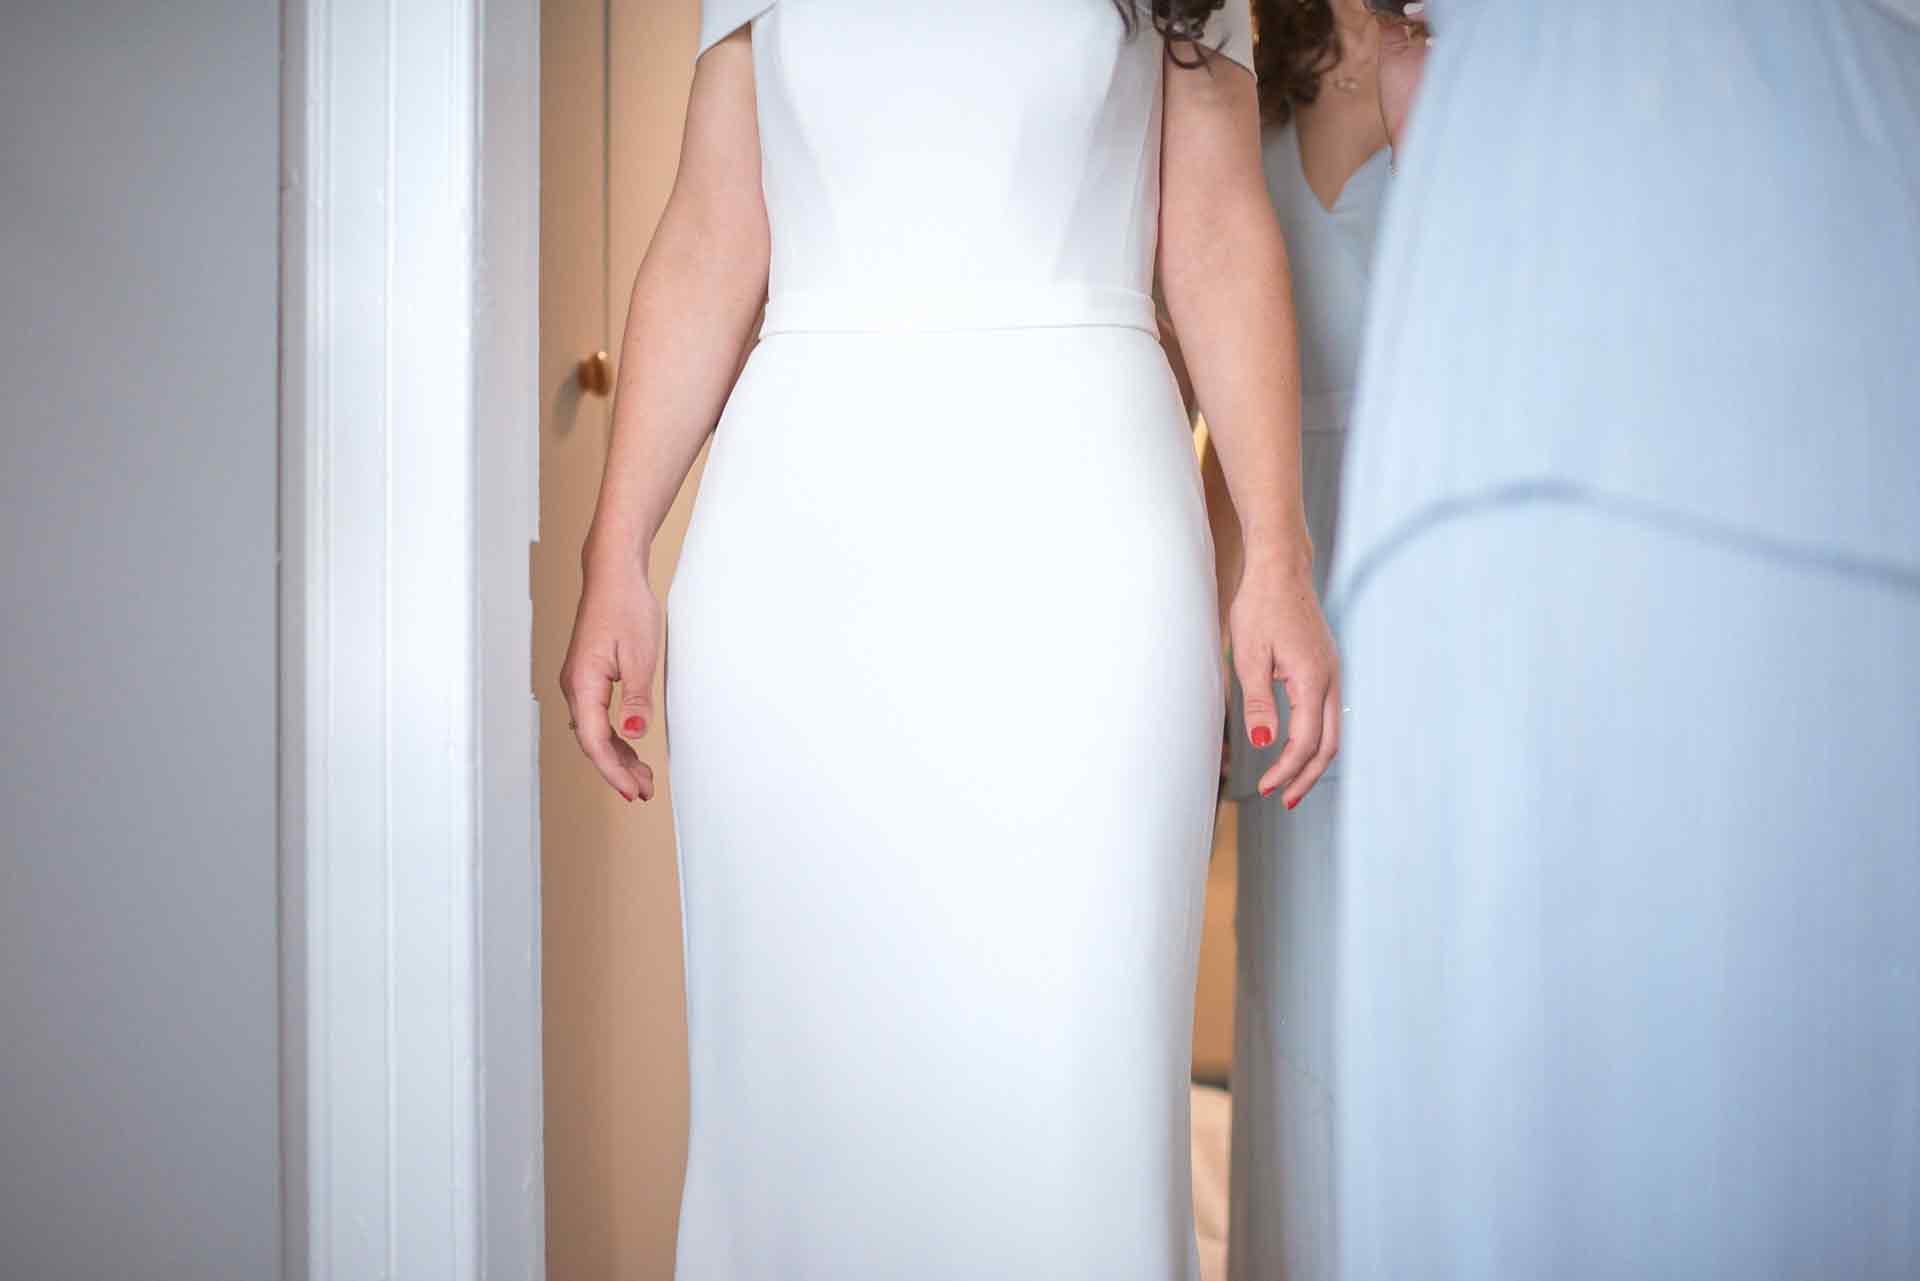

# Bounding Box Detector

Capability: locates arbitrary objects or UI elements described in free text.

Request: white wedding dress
[663,3,1252,1277]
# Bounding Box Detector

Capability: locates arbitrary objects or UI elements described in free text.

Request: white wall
[0,4,283,1279]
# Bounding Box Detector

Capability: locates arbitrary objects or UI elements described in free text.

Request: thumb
[1232,641,1279,753]
[614,634,656,740]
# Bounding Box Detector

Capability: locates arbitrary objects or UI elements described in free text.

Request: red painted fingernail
[1250,726,1274,749]
[623,715,644,735]
[1260,783,1276,798]
[1286,797,1300,811]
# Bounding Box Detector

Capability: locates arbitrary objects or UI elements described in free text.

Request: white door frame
[279,0,544,1277]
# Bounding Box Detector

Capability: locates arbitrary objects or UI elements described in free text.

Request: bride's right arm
[560,29,768,802]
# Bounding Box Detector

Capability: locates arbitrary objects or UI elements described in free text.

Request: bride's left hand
[1229,561,1341,808]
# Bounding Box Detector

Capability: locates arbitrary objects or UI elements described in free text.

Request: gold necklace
[1331,3,1378,94]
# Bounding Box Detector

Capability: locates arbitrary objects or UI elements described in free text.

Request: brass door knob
[577,350,613,396]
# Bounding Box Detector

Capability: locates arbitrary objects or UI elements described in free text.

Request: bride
[560,2,1336,1277]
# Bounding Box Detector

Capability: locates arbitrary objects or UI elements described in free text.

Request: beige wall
[537,7,1240,1275]
[539,2,703,1278]
[1194,806,1240,1085]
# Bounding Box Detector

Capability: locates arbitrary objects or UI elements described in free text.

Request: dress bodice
[698,0,1254,333]
[1260,123,1388,430]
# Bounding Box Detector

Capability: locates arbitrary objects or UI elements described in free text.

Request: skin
[1294,0,1391,213]
[1205,0,1389,624]
[1376,9,1431,152]
[1204,0,1393,801]
[1159,44,1340,805]
[560,32,766,804]
[561,25,1340,809]
[1204,0,1431,802]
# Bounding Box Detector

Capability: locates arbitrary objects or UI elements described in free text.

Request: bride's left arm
[1158,47,1339,808]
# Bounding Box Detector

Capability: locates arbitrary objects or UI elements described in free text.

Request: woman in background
[1331,2,1920,1277]
[1218,3,1418,1278]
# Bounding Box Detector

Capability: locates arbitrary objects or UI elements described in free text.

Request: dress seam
[1329,479,1920,625]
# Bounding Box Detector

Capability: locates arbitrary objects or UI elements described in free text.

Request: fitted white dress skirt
[1330,1,1920,1277]
[666,325,1225,1280]
[665,2,1257,1273]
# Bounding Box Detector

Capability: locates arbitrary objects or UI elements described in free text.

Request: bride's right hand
[559,554,661,802]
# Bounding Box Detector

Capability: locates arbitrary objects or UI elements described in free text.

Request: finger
[577,702,654,802]
[1322,681,1343,764]
[1283,685,1342,809]
[602,736,655,802]
[1232,642,1281,753]
[612,629,658,741]
[568,674,652,803]
[615,655,655,742]
[1258,672,1327,806]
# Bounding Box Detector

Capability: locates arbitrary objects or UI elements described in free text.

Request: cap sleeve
[1135,0,1256,76]
[698,0,775,59]
[1206,0,1256,75]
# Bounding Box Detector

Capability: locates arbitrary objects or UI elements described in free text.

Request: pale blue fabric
[1330,2,1920,1277]
[1335,504,1920,1281]
[1227,122,1389,1281]
[1334,0,1920,602]
[1230,775,1343,1281]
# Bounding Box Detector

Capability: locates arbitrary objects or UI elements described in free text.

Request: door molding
[279,0,543,1277]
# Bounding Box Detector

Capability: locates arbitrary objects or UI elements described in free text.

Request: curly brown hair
[1251,0,1344,126]
[1113,0,1234,70]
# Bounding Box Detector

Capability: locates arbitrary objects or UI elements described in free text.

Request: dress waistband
[760,282,1159,338]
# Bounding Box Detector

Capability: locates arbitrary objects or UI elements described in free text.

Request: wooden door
[538,1,706,1276]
